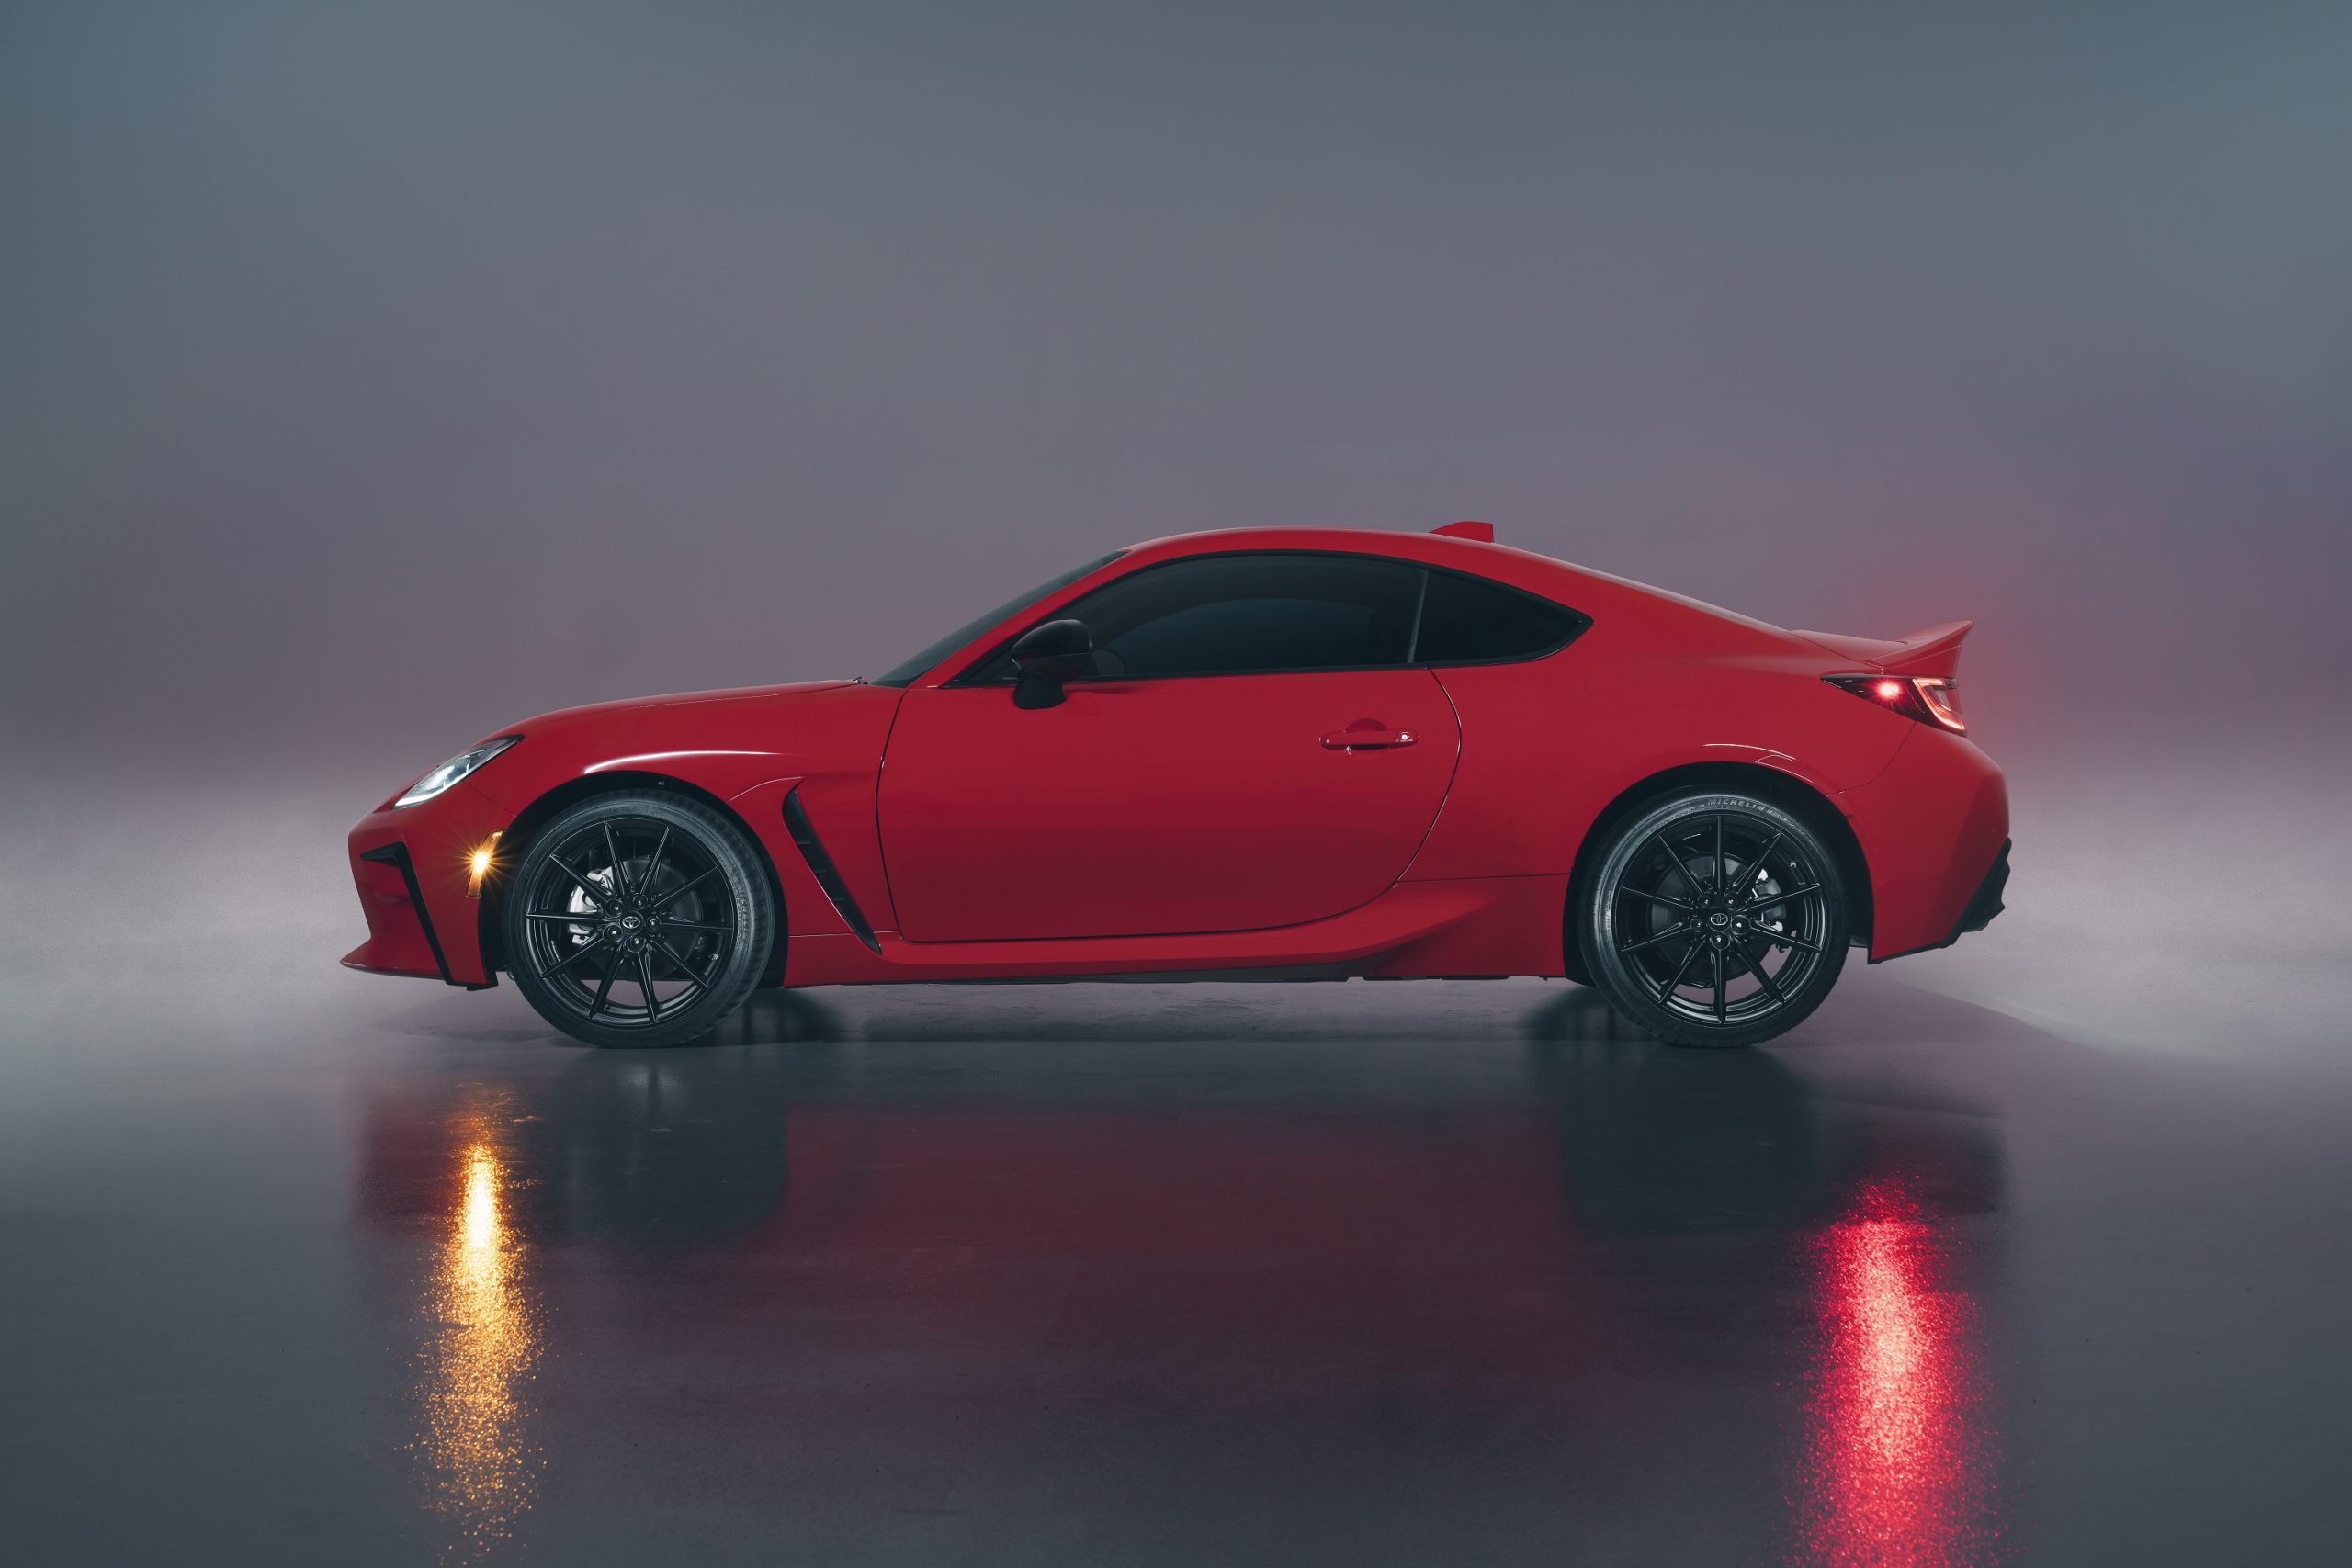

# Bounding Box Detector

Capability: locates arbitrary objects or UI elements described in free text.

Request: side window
[1061,554,1423,679]
[1413,570,1583,664]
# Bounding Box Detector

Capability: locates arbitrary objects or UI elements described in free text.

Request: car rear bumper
[1950,838,2009,940]
[1838,728,2010,962]
[343,781,513,987]
[1868,835,2010,964]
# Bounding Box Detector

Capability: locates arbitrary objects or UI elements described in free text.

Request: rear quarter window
[1414,570,1586,664]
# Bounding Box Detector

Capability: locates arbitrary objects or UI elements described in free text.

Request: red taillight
[1915,677,1964,731]
[1827,674,1967,733]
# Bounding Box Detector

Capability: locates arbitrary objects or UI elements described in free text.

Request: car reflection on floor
[353,987,2006,1565]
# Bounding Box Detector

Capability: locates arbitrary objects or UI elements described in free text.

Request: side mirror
[1010,618,1092,709]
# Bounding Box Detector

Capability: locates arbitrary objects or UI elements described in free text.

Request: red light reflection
[1798,1179,1996,1567]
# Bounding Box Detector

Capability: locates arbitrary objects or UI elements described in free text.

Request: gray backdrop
[5,1,2348,1050]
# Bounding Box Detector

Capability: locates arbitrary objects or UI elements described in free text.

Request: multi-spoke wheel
[1577,791,1850,1048]
[503,792,773,1048]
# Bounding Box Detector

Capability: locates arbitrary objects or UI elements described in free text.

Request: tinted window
[1413,570,1581,663]
[1061,554,1422,678]
[872,552,1124,686]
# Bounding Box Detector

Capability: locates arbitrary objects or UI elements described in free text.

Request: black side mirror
[1010,618,1092,709]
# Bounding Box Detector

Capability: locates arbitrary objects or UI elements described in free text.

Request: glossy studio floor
[6,936,2350,1566]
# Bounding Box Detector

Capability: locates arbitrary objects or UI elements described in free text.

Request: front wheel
[503,792,774,1048]
[1577,791,1849,1049]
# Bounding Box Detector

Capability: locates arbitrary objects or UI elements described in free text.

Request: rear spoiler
[1794,619,1973,678]
[1876,621,1973,678]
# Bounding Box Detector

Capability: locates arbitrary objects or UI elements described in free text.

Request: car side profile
[344,522,2009,1049]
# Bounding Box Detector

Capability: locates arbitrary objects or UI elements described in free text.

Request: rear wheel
[1577,791,1849,1048]
[504,792,773,1048]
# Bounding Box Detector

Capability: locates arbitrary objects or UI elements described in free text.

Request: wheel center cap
[1709,912,1729,928]
[622,915,640,930]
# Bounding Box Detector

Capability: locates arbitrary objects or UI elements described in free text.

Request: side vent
[781,786,883,953]
[357,840,457,986]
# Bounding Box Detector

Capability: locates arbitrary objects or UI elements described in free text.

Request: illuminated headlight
[394,737,520,808]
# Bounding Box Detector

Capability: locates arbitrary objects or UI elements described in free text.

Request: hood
[491,679,860,739]
[444,677,899,816]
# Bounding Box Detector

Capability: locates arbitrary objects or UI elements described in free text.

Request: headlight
[394,737,521,808]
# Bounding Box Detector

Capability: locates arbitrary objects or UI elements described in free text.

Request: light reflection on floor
[1801,1178,1996,1568]
[413,1106,541,1559]
[28,973,2352,1564]
[345,986,2015,1563]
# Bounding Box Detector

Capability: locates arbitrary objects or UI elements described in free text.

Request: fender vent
[781,787,882,953]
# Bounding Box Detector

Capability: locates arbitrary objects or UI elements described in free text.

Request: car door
[877,552,1462,942]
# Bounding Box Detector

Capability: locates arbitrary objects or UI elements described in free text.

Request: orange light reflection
[414,1125,540,1558]
[1798,1179,1995,1568]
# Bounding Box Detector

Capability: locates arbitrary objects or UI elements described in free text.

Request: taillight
[1826,673,1967,734]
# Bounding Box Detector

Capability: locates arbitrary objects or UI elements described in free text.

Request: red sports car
[344,523,2007,1049]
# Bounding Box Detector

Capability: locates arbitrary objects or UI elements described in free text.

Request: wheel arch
[479,770,789,987]
[1559,761,1872,984]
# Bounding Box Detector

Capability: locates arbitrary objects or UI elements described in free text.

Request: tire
[503,791,775,1048]
[1576,790,1849,1049]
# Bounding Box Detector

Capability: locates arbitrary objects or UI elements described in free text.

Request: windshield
[869,552,1125,687]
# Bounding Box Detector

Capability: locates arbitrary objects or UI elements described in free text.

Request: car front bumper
[342,780,514,987]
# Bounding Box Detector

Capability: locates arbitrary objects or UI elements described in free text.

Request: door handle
[1320,721,1419,750]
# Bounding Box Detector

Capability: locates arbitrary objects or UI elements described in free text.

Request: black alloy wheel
[503,792,773,1048]
[1578,791,1849,1048]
